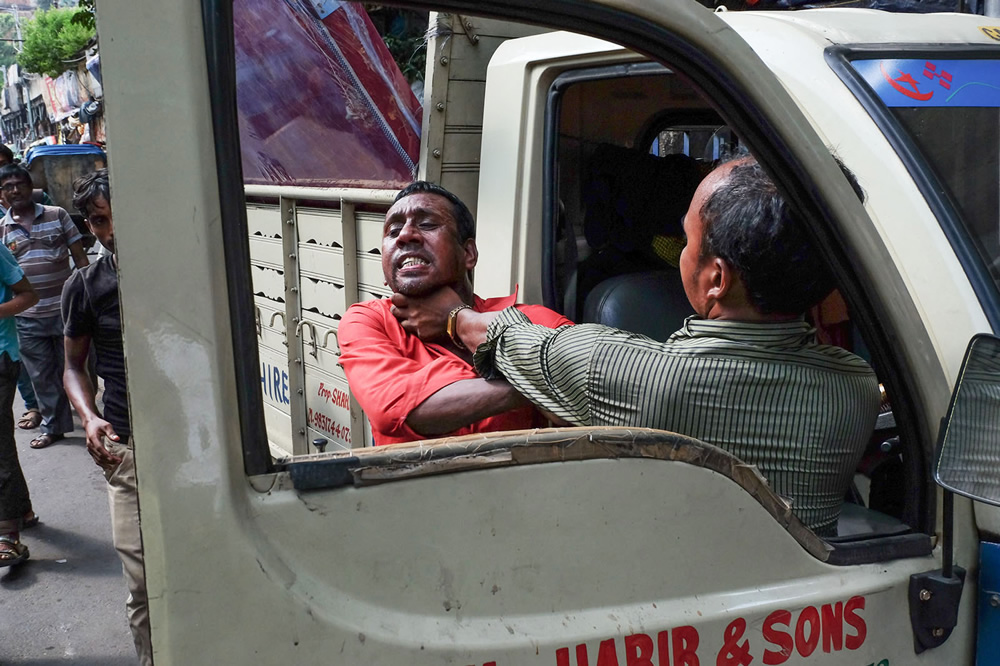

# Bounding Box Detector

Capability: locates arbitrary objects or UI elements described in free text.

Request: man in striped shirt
[391,157,880,535]
[0,164,89,449]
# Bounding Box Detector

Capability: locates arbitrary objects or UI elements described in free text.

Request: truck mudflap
[278,426,932,565]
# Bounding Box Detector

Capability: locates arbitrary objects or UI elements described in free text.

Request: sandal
[0,534,29,568]
[29,433,64,449]
[22,511,39,529]
[17,409,40,430]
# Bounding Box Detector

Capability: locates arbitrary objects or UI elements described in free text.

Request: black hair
[73,168,111,216]
[394,180,475,242]
[0,163,31,187]
[700,157,865,315]
[0,144,14,165]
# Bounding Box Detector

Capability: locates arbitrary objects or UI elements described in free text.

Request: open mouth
[398,256,429,271]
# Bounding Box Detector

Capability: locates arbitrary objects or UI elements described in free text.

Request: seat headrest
[583,270,693,341]
[583,144,702,258]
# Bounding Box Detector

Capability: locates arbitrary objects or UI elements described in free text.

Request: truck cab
[96,0,1000,662]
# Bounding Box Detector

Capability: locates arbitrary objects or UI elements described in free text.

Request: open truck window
[534,51,924,543]
[223,2,936,561]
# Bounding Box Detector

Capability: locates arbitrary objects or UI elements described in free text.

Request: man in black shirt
[62,169,150,665]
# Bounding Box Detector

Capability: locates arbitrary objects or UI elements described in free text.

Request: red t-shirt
[338,293,572,445]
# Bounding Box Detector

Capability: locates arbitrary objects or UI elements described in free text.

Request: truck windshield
[848,56,1000,306]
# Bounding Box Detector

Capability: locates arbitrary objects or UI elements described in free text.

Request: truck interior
[232,8,934,564]
[535,59,924,551]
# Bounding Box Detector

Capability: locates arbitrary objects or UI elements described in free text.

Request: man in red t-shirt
[338,182,571,445]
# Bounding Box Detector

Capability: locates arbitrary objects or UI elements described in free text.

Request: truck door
[96,0,974,664]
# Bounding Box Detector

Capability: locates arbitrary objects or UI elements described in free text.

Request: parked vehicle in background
[24,143,106,251]
[24,144,106,214]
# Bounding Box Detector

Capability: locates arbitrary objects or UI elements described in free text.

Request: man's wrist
[455,307,488,351]
[447,304,473,348]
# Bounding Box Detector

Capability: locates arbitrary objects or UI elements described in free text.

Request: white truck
[97,0,1000,663]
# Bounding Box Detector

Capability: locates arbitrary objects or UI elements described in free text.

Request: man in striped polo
[0,164,89,449]
[391,157,880,536]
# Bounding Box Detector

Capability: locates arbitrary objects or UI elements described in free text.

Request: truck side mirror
[908,334,1000,653]
[936,333,1000,505]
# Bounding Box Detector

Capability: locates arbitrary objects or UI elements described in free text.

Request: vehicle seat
[582,270,693,341]
[574,145,702,316]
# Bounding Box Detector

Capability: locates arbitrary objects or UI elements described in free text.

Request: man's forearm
[473,308,597,425]
[406,377,530,436]
[69,241,89,268]
[0,291,36,319]
[64,365,101,425]
[454,308,496,352]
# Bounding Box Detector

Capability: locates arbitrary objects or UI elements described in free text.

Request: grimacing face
[380,192,476,296]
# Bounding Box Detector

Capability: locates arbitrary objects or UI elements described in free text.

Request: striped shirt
[474,309,880,535]
[2,203,83,317]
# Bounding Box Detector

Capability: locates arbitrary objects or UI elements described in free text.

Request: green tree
[71,0,94,31]
[365,6,427,84]
[17,7,94,78]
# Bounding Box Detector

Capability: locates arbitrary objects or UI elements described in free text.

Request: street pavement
[0,395,134,665]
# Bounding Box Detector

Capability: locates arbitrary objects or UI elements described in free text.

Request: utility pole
[8,6,35,142]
